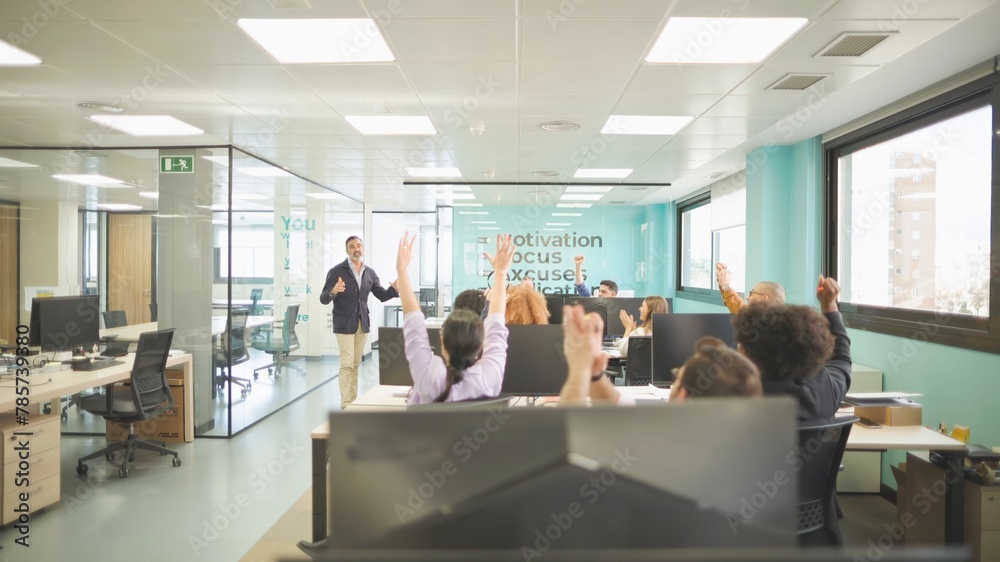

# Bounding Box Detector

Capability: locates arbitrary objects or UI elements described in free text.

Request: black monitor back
[500,324,566,396]
[378,326,441,386]
[544,296,566,325]
[624,335,652,385]
[29,295,101,352]
[651,313,736,385]
[562,297,671,337]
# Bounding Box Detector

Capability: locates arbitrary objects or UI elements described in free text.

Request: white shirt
[617,325,648,357]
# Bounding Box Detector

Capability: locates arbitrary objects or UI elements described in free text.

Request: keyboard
[72,359,125,371]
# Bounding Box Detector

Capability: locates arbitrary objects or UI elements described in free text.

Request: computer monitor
[29,295,101,353]
[565,297,646,337]
[651,313,736,385]
[327,398,800,550]
[545,296,566,325]
[500,324,567,396]
[378,326,441,386]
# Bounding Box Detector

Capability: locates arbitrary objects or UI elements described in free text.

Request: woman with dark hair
[730,276,851,422]
[616,295,668,357]
[397,233,516,404]
[669,336,762,401]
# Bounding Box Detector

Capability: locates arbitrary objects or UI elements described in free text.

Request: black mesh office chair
[795,416,856,547]
[214,310,252,397]
[149,303,158,321]
[252,304,304,379]
[76,328,182,479]
[624,336,652,386]
[101,310,131,357]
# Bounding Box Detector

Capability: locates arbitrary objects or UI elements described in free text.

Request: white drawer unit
[0,414,60,526]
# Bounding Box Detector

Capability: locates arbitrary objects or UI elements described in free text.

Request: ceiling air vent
[816,32,895,58]
[767,73,828,91]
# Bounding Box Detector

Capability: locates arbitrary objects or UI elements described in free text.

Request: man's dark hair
[345,235,361,248]
[600,280,618,294]
[678,336,761,398]
[731,304,835,382]
[453,289,486,316]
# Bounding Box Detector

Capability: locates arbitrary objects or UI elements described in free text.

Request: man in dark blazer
[320,235,398,408]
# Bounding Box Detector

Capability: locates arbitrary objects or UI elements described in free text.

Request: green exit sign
[160,156,194,173]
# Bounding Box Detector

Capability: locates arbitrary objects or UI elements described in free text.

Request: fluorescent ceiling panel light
[547,222,571,226]
[470,221,496,224]
[405,166,461,178]
[559,194,604,201]
[52,174,127,187]
[564,185,614,192]
[237,166,293,177]
[458,211,489,215]
[0,156,37,167]
[138,192,159,199]
[552,212,583,217]
[237,19,394,63]
[574,168,633,179]
[451,203,483,207]
[646,17,807,63]
[202,155,230,166]
[601,115,692,135]
[556,203,593,209]
[434,193,475,200]
[89,115,203,136]
[0,40,41,65]
[96,203,142,211]
[348,116,436,135]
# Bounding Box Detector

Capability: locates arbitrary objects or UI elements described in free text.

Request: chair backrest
[626,336,653,384]
[795,416,856,543]
[249,288,263,316]
[227,310,251,364]
[282,304,301,353]
[129,328,176,420]
[103,310,128,328]
[148,303,158,321]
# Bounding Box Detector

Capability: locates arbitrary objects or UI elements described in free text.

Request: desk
[101,316,275,343]
[212,298,274,310]
[0,353,195,443]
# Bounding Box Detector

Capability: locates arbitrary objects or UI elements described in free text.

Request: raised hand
[396,232,417,273]
[483,234,515,274]
[817,275,841,312]
[715,263,732,289]
[563,305,605,378]
[574,254,585,267]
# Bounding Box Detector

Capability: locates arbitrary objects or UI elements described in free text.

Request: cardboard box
[106,376,185,443]
[855,404,922,426]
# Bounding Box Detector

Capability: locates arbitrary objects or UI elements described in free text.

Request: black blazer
[319,259,398,334]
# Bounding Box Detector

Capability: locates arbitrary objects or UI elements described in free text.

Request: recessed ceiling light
[237,19,394,63]
[96,203,143,211]
[52,174,127,187]
[0,156,37,168]
[646,17,807,63]
[0,39,41,65]
[470,221,496,224]
[138,192,159,199]
[564,185,614,193]
[89,115,204,136]
[434,193,476,200]
[552,212,583,217]
[405,167,462,178]
[602,115,692,135]
[533,170,561,177]
[556,203,593,208]
[538,120,582,132]
[458,211,489,215]
[347,116,436,135]
[74,101,126,113]
[237,166,292,177]
[559,194,604,201]
[574,168,633,179]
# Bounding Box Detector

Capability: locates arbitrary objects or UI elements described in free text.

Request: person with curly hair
[504,283,550,325]
[730,275,851,422]
[616,295,669,357]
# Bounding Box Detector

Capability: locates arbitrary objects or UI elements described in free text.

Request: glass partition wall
[0,145,362,438]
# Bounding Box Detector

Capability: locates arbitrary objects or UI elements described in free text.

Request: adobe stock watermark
[188,439,308,556]
[393,406,513,522]
[4,0,66,48]
[545,0,588,30]
[521,449,639,560]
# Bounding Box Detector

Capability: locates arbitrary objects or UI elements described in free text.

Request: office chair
[76,328,182,479]
[418,288,436,317]
[101,310,131,357]
[214,310,252,397]
[624,336,652,386]
[249,288,263,315]
[795,416,856,547]
[252,304,304,379]
[149,302,158,321]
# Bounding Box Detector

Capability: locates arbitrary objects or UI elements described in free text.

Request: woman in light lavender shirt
[395,232,516,404]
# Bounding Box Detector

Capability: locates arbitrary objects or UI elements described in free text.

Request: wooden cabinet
[965,482,1000,562]
[0,414,60,525]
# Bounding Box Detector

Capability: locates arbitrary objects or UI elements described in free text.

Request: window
[825,73,998,353]
[214,212,275,284]
[678,196,713,291]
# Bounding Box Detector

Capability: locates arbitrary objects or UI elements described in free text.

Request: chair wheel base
[172,457,182,467]
[76,463,89,475]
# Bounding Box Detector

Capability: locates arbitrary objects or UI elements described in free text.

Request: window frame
[675,192,718,305]
[823,73,1000,354]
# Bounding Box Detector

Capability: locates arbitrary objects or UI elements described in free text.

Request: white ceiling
[0,0,998,211]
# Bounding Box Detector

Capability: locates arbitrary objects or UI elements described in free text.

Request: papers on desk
[845,392,922,407]
[168,349,186,357]
[617,385,670,402]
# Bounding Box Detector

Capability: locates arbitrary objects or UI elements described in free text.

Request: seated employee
[573,255,617,297]
[715,262,784,313]
[616,295,668,357]
[558,305,761,405]
[730,275,851,422]
[452,289,487,317]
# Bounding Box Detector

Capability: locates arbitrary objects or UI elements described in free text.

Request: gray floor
[0,351,379,561]
[0,348,904,560]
